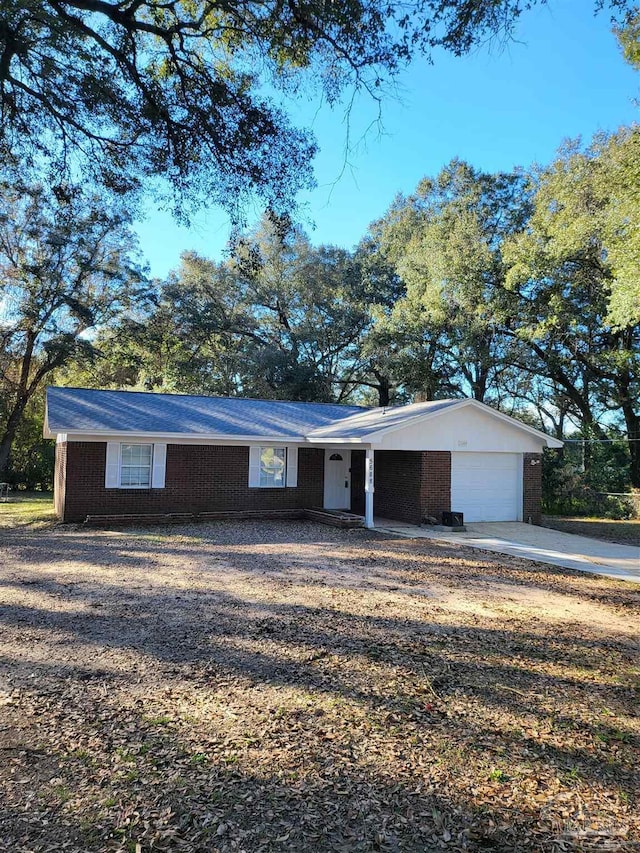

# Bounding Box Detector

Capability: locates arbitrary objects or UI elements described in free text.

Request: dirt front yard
[0,520,638,853]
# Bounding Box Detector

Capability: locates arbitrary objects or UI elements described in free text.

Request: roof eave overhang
[45,427,375,445]
[310,399,564,448]
[45,398,563,449]
[46,428,310,443]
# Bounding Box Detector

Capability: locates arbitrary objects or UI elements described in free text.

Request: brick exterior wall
[54,441,67,520]
[373,451,424,525]
[55,441,543,526]
[58,442,324,523]
[351,449,452,524]
[523,452,543,525]
[420,451,451,523]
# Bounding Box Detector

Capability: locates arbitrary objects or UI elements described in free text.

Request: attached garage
[451,452,522,522]
[46,388,561,527]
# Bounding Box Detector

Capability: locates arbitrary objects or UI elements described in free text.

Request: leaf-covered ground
[0,520,638,852]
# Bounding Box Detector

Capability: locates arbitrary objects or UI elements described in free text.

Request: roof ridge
[47,386,370,410]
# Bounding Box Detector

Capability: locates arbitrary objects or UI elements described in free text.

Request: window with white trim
[120,443,153,488]
[259,446,286,488]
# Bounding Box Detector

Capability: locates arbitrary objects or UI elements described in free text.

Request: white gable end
[376,404,547,453]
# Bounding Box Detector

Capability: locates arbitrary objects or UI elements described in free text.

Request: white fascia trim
[309,437,370,444]
[56,430,309,445]
[336,399,563,448]
[48,429,373,446]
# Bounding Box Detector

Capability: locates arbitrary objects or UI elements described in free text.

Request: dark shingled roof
[309,399,460,438]
[45,387,561,447]
[45,387,368,439]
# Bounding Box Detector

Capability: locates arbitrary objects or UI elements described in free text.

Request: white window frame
[258,446,287,489]
[248,445,298,489]
[119,442,153,489]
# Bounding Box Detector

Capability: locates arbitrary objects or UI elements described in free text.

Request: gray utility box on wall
[442,511,464,527]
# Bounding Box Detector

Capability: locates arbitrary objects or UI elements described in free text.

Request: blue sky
[134,0,639,278]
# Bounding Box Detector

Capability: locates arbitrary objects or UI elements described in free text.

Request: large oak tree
[1,1,634,215]
[503,129,640,487]
[370,160,530,404]
[0,180,145,477]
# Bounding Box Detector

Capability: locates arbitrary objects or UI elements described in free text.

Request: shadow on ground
[1,520,638,852]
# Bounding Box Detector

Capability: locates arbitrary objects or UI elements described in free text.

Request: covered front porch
[319,446,446,530]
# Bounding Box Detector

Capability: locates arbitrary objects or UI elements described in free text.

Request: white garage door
[451,452,522,522]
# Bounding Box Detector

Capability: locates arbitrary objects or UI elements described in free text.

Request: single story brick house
[45,387,562,526]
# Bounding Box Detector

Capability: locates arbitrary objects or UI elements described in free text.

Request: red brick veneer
[373,450,424,524]
[57,442,324,523]
[351,449,453,524]
[354,449,541,526]
[523,452,543,525]
[55,442,542,526]
[420,451,452,523]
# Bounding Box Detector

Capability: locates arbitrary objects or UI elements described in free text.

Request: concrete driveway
[375,520,640,583]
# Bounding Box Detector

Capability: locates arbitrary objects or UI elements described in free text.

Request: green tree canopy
[615,7,640,68]
[1,0,634,215]
[75,215,373,402]
[503,129,640,486]
[506,129,640,328]
[0,180,146,477]
[371,160,530,403]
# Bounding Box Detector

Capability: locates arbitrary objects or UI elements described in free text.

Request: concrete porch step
[306,508,365,528]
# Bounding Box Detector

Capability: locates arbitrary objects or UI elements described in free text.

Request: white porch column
[364,447,375,529]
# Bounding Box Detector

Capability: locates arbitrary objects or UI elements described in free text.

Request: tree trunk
[576,328,639,490]
[0,401,25,480]
[0,330,36,480]
[373,371,391,407]
[509,337,606,440]
[472,369,488,402]
[627,425,640,491]
[619,390,640,490]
